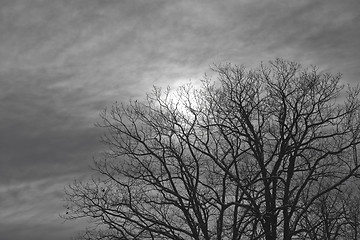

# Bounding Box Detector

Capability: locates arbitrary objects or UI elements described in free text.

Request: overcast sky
[0,0,359,239]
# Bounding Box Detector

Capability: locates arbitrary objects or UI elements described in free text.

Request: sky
[0,0,359,239]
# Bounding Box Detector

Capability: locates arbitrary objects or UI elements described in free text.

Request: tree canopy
[64,58,360,240]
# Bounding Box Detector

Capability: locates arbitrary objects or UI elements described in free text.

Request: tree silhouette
[64,59,360,240]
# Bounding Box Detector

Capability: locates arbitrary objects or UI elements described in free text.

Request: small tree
[64,59,360,240]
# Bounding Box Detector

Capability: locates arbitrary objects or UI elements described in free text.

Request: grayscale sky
[0,0,359,239]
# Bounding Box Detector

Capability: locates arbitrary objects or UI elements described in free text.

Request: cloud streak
[0,175,87,240]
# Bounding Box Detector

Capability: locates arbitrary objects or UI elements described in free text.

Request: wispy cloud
[0,175,87,240]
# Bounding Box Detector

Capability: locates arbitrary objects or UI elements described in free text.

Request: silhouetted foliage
[64,59,360,240]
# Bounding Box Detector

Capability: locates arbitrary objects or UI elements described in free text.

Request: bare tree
[297,180,360,240]
[64,59,360,240]
[298,186,347,240]
[340,184,360,240]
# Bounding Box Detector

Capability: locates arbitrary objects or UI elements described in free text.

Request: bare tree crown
[65,59,360,240]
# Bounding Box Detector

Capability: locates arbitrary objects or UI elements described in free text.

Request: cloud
[0,67,104,183]
[234,0,360,80]
[0,175,87,240]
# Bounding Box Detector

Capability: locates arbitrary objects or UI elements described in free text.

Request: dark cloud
[1,0,359,239]
[236,0,360,81]
[0,68,104,182]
